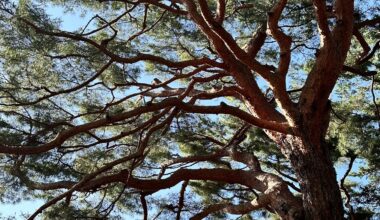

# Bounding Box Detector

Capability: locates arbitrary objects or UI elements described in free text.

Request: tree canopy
[0,0,379,219]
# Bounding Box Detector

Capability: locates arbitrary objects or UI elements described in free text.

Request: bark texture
[268,132,344,219]
[289,137,343,219]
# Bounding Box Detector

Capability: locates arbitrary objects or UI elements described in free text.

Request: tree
[0,0,378,219]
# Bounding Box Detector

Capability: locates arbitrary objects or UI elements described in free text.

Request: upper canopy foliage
[0,0,378,219]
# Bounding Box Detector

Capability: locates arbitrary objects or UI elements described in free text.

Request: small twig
[340,154,357,219]
[330,105,346,123]
[101,185,126,218]
[357,40,380,65]
[176,180,189,220]
[343,65,377,77]
[370,75,380,132]
[140,193,148,220]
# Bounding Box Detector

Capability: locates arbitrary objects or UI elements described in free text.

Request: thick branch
[190,200,267,220]
[342,65,377,77]
[244,23,267,58]
[23,167,303,219]
[353,28,371,63]
[356,17,380,29]
[215,0,226,24]
[176,180,188,220]
[299,0,354,139]
[312,0,331,44]
[181,0,285,122]
[266,0,297,124]
[357,40,380,65]
[0,98,292,155]
[267,0,292,76]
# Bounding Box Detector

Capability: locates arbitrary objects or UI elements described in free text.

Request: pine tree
[0,0,379,219]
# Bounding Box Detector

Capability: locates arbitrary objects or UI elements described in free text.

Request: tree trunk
[263,100,345,219]
[287,136,344,220]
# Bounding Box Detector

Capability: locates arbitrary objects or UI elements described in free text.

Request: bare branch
[176,180,188,220]
[342,65,377,77]
[267,0,292,76]
[353,28,371,63]
[141,193,148,220]
[357,40,380,65]
[244,23,267,58]
[19,17,224,69]
[356,17,380,29]
[340,154,357,219]
[312,0,331,44]
[215,0,226,24]
[190,200,267,220]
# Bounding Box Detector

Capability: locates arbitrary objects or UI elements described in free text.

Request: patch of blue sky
[0,199,44,219]
[36,1,94,32]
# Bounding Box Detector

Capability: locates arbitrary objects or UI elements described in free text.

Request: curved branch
[340,155,357,219]
[342,65,377,77]
[27,151,144,220]
[0,97,292,155]
[267,0,292,77]
[19,17,224,69]
[190,200,268,220]
[353,28,371,63]
[357,40,380,65]
[22,167,303,219]
[180,0,285,122]
[244,23,267,58]
[99,0,187,15]
[266,0,297,123]
[356,17,380,29]
[215,0,226,24]
[176,180,188,220]
[140,193,148,220]
[299,0,354,135]
[312,0,331,44]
